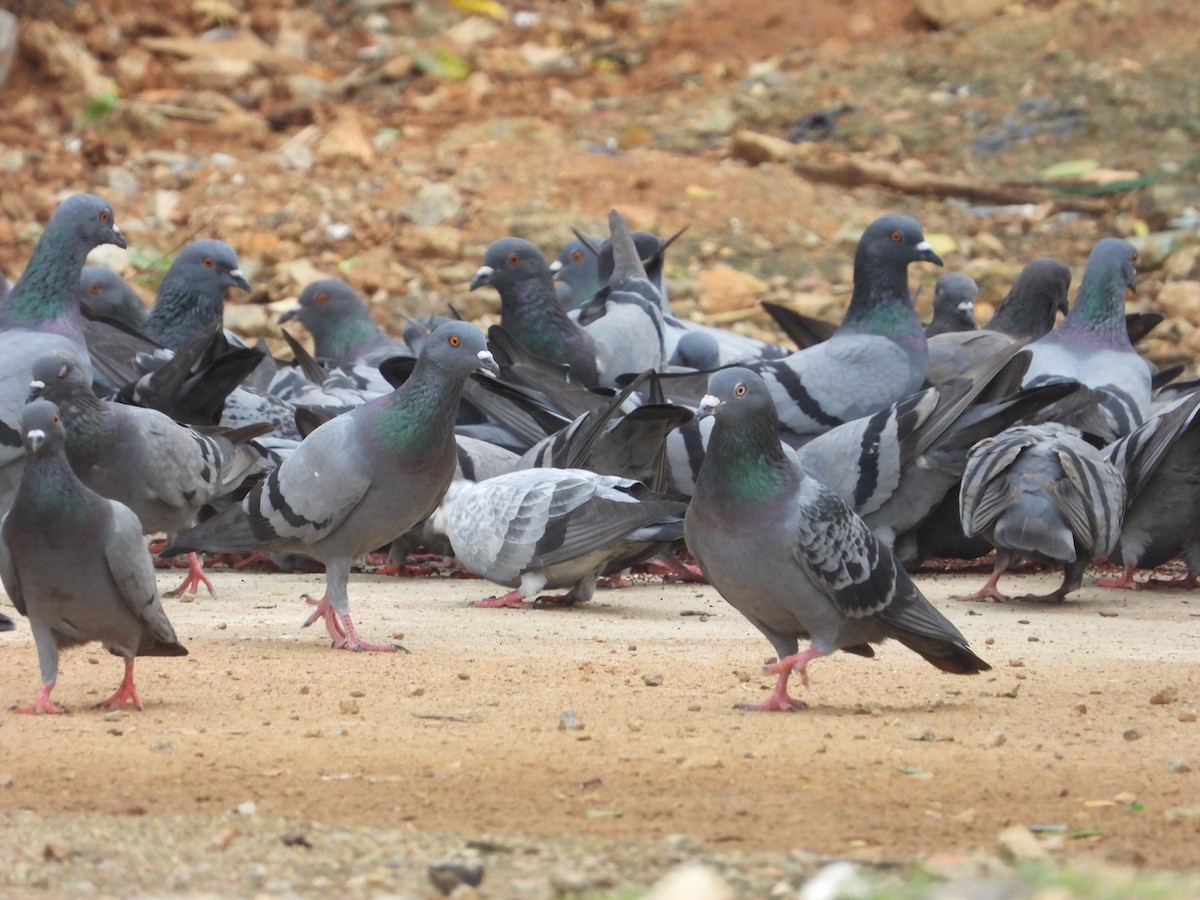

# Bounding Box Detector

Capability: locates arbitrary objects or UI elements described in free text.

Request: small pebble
[1150,686,1178,705]
[642,673,664,687]
[457,673,470,681]
[558,709,584,731]
[1123,729,1141,741]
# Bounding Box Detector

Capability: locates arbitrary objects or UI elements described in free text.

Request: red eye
[315,292,329,304]
[448,334,461,347]
[1130,252,1138,263]
[202,257,214,268]
[52,415,60,425]
[734,383,747,397]
[89,283,101,294]
[508,253,521,265]
[571,250,584,262]
[57,365,69,379]
[98,210,109,222]
[890,230,902,242]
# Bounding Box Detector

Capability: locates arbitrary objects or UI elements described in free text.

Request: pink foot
[954,570,1010,603]
[1145,572,1200,589]
[1097,563,1143,590]
[475,590,532,609]
[302,595,400,651]
[164,552,215,597]
[97,660,143,711]
[734,648,824,712]
[639,555,707,584]
[596,573,634,590]
[13,683,67,715]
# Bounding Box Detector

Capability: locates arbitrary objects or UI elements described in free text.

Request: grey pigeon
[0,399,187,714]
[28,349,269,598]
[925,272,978,337]
[549,234,603,309]
[926,258,1070,385]
[958,423,1125,602]
[685,368,990,711]
[1021,238,1149,439]
[278,278,411,367]
[1100,390,1200,589]
[79,265,148,330]
[142,239,251,351]
[0,193,126,515]
[440,468,687,608]
[163,322,500,651]
[470,211,665,387]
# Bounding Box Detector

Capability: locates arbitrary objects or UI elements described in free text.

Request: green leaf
[1037,159,1100,181]
[412,48,472,82]
[1067,828,1104,840]
[81,92,118,125]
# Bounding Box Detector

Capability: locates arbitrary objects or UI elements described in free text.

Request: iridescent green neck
[700,414,794,506]
[373,362,460,453]
[12,455,91,530]
[0,222,90,328]
[320,316,381,362]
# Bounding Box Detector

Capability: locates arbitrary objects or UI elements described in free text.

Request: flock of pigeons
[0,191,1195,714]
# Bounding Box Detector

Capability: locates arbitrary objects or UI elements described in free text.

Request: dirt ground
[1,565,1197,880]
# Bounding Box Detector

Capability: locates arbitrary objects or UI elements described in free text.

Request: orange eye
[315,292,329,304]
[890,230,902,242]
[58,365,68,378]
[734,383,747,397]
[89,283,101,294]
[448,334,461,347]
[508,253,521,265]
[1130,252,1138,263]
[98,210,109,222]
[571,250,584,262]
[202,257,214,268]
[52,415,60,425]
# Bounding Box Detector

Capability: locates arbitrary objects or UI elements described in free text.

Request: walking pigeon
[684,367,990,711]
[0,399,187,714]
[163,322,500,651]
[278,278,411,367]
[0,193,126,515]
[925,272,978,336]
[958,423,1125,602]
[142,239,251,351]
[28,349,270,598]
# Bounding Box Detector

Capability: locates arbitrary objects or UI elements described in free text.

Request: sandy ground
[1,564,1198,882]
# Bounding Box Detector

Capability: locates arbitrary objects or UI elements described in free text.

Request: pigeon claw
[163,552,216,598]
[95,661,144,711]
[474,591,532,609]
[13,683,67,715]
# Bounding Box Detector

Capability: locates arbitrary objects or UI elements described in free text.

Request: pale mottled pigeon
[958,423,1125,602]
[164,322,500,651]
[29,349,270,597]
[142,239,250,351]
[440,468,686,608]
[925,272,978,337]
[685,368,990,711]
[1101,390,1200,589]
[0,193,126,515]
[278,278,410,367]
[0,399,187,714]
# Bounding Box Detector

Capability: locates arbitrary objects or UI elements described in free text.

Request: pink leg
[639,555,707,584]
[1018,587,1070,603]
[302,595,398,651]
[1097,563,1144,590]
[164,552,216,598]
[735,647,825,712]
[475,590,532,609]
[96,660,143,711]
[1145,572,1200,589]
[13,682,67,715]
[596,572,634,590]
[954,568,1011,603]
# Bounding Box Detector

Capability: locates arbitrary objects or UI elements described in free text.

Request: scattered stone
[641,673,664,687]
[1155,281,1200,325]
[730,130,798,166]
[428,852,484,896]
[402,182,463,228]
[1168,759,1193,774]
[1123,729,1141,741]
[798,861,869,900]
[695,264,770,315]
[407,225,462,259]
[339,699,359,716]
[996,825,1046,863]
[1150,686,1178,705]
[208,827,240,852]
[1178,710,1197,723]
[988,732,1006,747]
[916,0,1010,29]
[316,118,376,169]
[234,800,257,816]
[643,862,734,900]
[558,709,584,731]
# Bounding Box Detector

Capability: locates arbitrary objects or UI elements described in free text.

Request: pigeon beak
[548,259,563,275]
[230,269,252,292]
[26,429,45,454]
[469,265,494,291]
[476,349,501,378]
[26,379,45,403]
[278,307,299,324]
[110,223,127,250]
[957,301,974,313]
[915,241,944,267]
[695,393,721,420]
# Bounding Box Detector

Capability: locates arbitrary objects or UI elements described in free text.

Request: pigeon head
[78,265,148,329]
[932,272,977,316]
[858,214,943,269]
[987,258,1071,337]
[54,193,127,252]
[421,321,500,379]
[18,399,68,458]
[279,279,367,329]
[28,349,89,402]
[1058,238,1139,339]
[696,367,775,423]
[669,330,721,370]
[1088,237,1139,295]
[595,226,685,286]
[470,238,552,292]
[169,240,251,294]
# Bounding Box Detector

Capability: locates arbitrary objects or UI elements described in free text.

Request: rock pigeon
[0,193,126,515]
[1101,390,1200,589]
[684,367,990,711]
[28,349,270,598]
[163,322,500,651]
[0,399,187,714]
[470,211,665,387]
[440,468,687,608]
[1021,238,1149,439]
[78,265,148,330]
[278,278,411,367]
[142,239,251,351]
[957,423,1125,602]
[549,234,603,309]
[925,258,1070,385]
[925,272,978,337]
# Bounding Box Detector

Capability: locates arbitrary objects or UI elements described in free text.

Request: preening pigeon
[28,349,270,598]
[163,322,500,651]
[925,272,978,337]
[0,193,126,515]
[684,368,990,712]
[142,239,251,351]
[958,423,1125,602]
[278,278,410,367]
[0,399,187,714]
[440,468,687,608]
[1021,238,1149,439]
